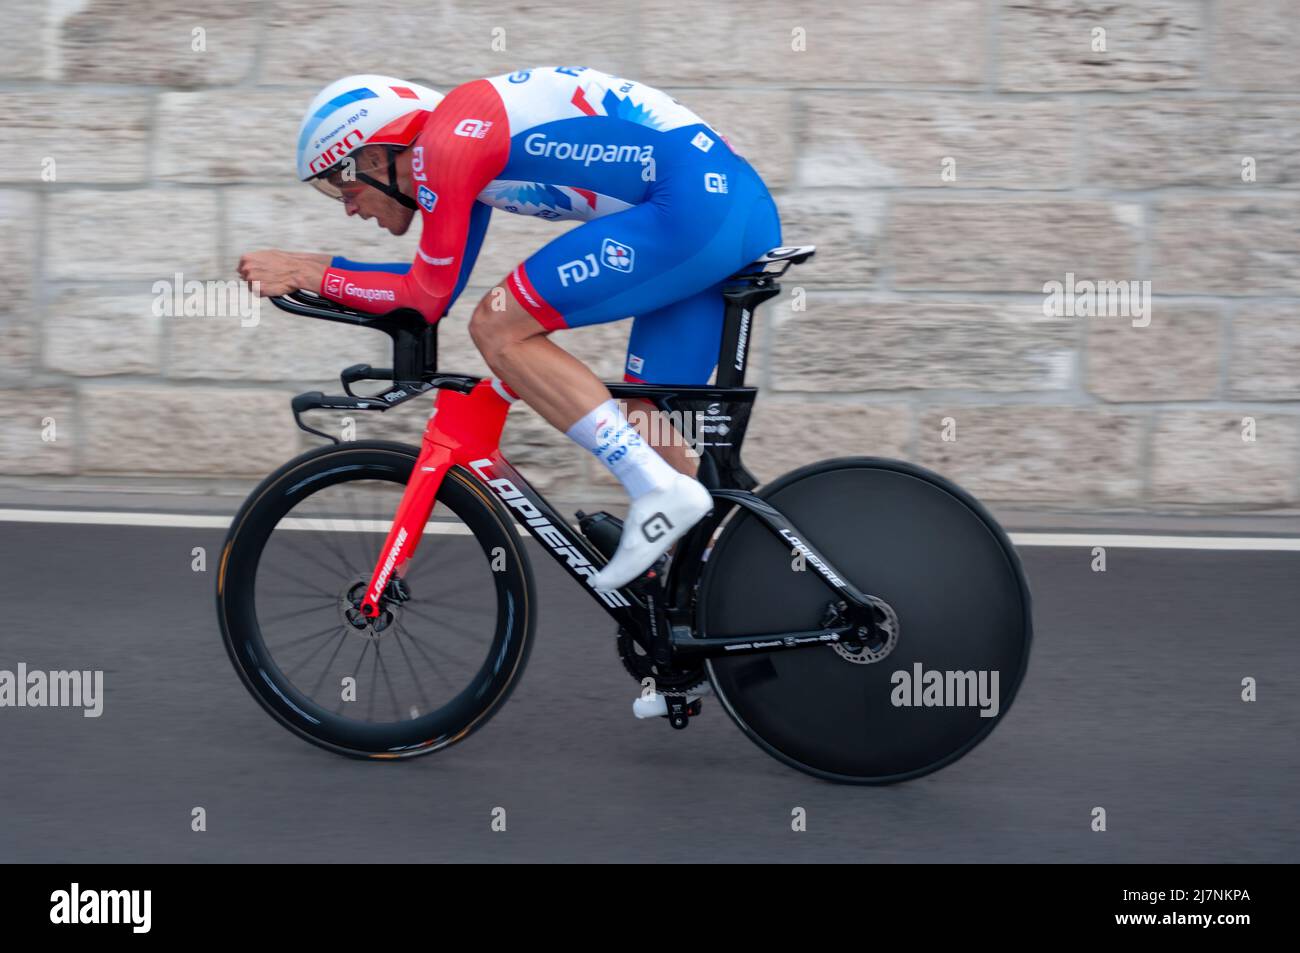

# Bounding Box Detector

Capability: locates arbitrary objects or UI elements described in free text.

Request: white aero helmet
[297,74,443,208]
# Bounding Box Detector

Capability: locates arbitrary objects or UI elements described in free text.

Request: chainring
[617,628,706,697]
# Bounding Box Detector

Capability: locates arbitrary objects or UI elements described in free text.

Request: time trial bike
[216,245,1033,783]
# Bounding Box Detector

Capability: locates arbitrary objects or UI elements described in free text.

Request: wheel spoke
[271,531,353,582]
[402,604,493,643]
[374,647,403,722]
[267,621,347,651]
[285,626,346,680]
[259,562,337,600]
[395,622,460,691]
[391,628,434,715]
[341,640,372,715]
[329,497,366,583]
[403,595,497,623]
[308,499,365,575]
[398,617,484,665]
[307,629,350,699]
[347,485,385,576]
[366,646,379,722]
[258,601,334,626]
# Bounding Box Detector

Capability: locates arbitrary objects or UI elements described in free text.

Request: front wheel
[217,441,535,759]
[698,457,1032,783]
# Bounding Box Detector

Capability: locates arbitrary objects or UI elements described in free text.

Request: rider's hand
[237,250,326,297]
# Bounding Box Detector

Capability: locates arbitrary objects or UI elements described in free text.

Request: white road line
[1007,532,1300,551]
[0,509,468,535]
[0,509,233,529]
[2,509,1300,551]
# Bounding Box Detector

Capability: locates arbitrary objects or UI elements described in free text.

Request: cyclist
[238,67,782,589]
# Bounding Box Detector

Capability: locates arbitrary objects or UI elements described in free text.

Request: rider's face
[338,146,416,236]
[343,185,414,235]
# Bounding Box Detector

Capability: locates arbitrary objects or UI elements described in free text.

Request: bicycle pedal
[626,552,671,589]
[665,695,701,730]
[633,692,703,727]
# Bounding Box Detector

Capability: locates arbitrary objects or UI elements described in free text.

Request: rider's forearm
[317,261,448,321]
[317,193,475,320]
[295,258,327,294]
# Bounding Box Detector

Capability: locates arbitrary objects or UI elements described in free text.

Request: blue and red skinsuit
[317,67,781,384]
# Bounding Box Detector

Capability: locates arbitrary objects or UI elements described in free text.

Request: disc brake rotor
[831,595,899,665]
[338,579,404,640]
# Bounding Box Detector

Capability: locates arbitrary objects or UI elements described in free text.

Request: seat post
[715,280,780,388]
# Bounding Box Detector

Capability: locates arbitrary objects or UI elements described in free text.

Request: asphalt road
[0,519,1297,863]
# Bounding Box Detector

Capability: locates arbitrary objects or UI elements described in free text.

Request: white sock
[566,399,678,499]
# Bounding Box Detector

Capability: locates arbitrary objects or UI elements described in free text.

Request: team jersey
[318,67,726,322]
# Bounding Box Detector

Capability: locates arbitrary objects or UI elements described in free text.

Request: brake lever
[340,363,395,398]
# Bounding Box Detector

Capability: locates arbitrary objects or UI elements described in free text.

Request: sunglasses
[309,152,395,202]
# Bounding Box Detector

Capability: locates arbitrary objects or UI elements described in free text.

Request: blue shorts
[506,126,782,385]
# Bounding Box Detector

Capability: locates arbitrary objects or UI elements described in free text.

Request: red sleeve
[319,79,510,322]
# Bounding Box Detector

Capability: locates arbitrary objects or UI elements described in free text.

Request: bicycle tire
[217,441,535,759]
[698,456,1032,784]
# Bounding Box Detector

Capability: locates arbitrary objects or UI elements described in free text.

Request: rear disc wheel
[699,457,1032,783]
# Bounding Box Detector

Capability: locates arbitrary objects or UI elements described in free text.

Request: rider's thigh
[506,200,698,331]
[623,283,727,384]
[503,140,782,334]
